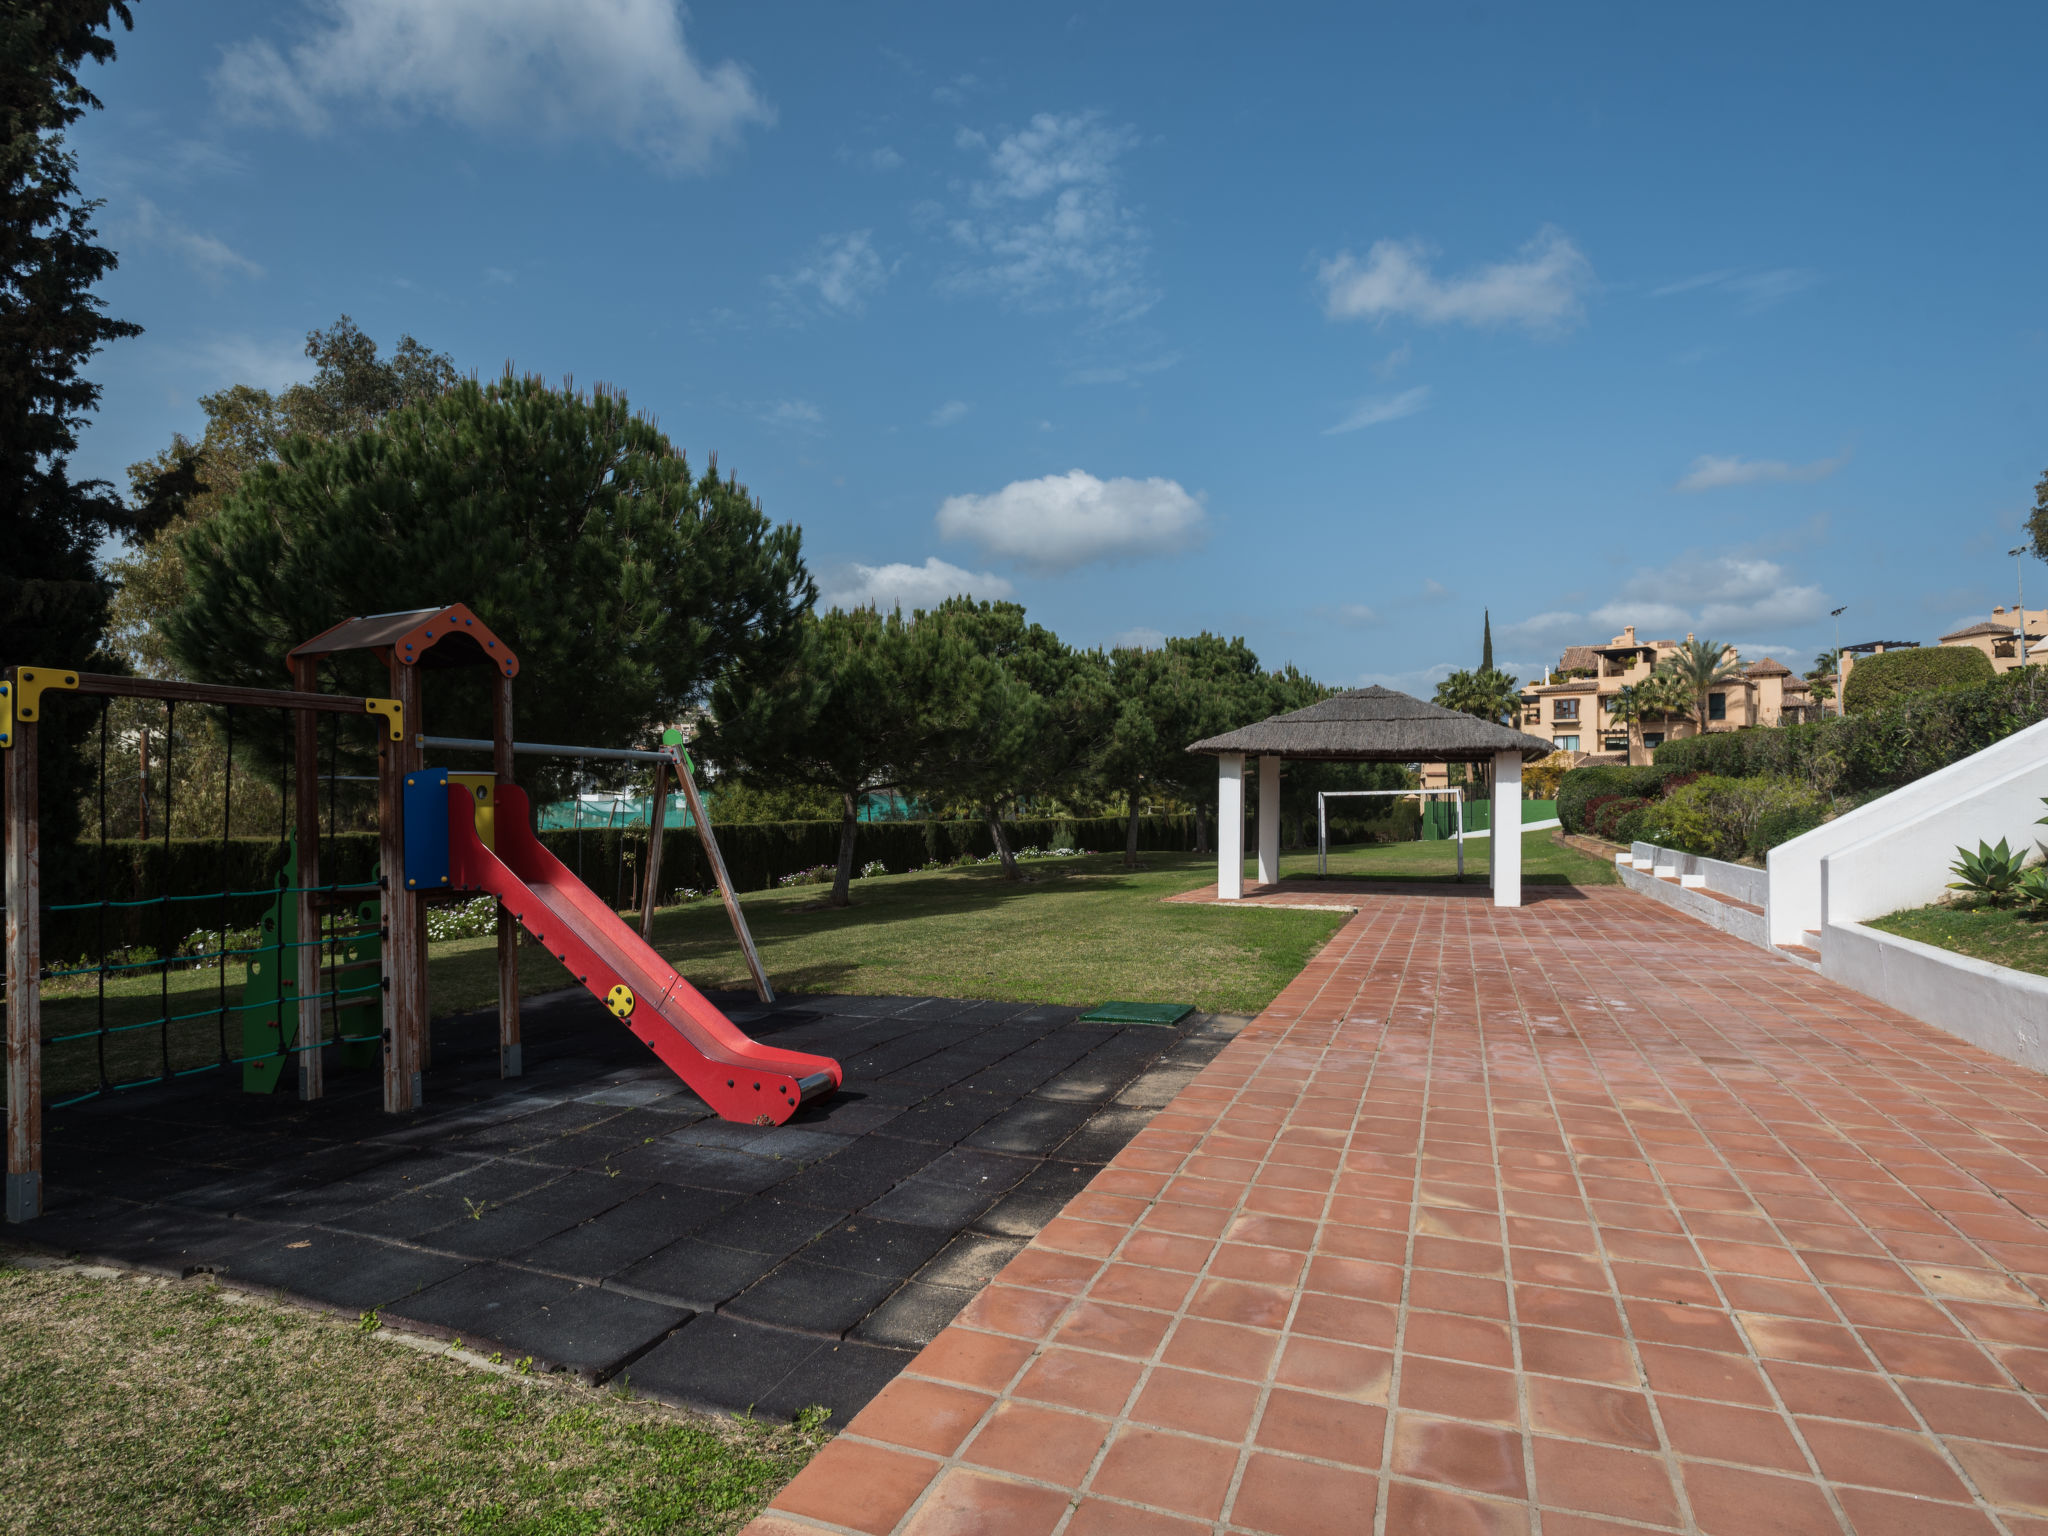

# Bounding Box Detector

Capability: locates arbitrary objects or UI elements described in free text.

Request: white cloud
[1373,342,1411,380]
[821,556,1012,613]
[1065,352,1179,386]
[1318,225,1592,334]
[1675,452,1847,493]
[1421,579,1450,598]
[201,333,308,391]
[1501,555,1833,651]
[133,198,263,278]
[1109,626,1165,650]
[484,266,515,284]
[1335,604,1379,627]
[937,469,1204,574]
[1654,267,1816,311]
[1326,385,1431,435]
[945,111,1155,322]
[213,0,771,173]
[866,146,903,171]
[776,230,886,315]
[761,399,823,429]
[927,400,971,427]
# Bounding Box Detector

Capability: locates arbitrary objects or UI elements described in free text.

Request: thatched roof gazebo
[1188,685,1553,907]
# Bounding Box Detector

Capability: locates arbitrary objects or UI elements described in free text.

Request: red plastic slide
[446,782,840,1124]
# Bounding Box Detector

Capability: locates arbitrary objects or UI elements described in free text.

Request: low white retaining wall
[1822,920,2048,1074]
[1767,712,2048,946]
[1616,841,1770,950]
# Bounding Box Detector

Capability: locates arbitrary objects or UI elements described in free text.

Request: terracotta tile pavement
[747,887,2048,1534]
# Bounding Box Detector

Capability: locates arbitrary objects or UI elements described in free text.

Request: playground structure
[3,605,839,1223]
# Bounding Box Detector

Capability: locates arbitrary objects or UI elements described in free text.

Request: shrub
[1522,752,1575,800]
[1643,775,1830,862]
[1652,665,2048,796]
[1611,803,1657,846]
[1843,645,1994,714]
[1588,796,1648,841]
[1557,765,1673,833]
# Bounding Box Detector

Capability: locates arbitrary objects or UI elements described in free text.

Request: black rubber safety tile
[804,1216,955,1280]
[757,1337,915,1423]
[225,1229,470,1312]
[917,1230,1028,1286]
[413,1192,618,1262]
[722,1260,900,1335]
[919,1146,1037,1193]
[964,1099,1097,1155]
[506,1127,648,1170]
[974,1161,1104,1238]
[789,1096,904,1136]
[386,1262,576,1335]
[615,1237,785,1313]
[690,1197,846,1258]
[1056,1105,1161,1164]
[767,1138,938,1210]
[873,1093,1012,1148]
[861,1176,997,1232]
[523,1186,737,1280]
[625,1315,824,1413]
[607,1141,791,1195]
[485,1285,687,1381]
[850,1281,978,1350]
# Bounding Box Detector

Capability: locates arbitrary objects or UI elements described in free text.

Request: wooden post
[492,673,520,1077]
[5,710,42,1222]
[668,748,773,1003]
[378,662,424,1111]
[289,657,324,1101]
[638,758,668,940]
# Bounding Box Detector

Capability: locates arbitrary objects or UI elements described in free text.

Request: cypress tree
[1481,610,1494,673]
[2,2,144,846]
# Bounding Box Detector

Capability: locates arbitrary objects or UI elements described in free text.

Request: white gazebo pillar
[1217,752,1244,900]
[1258,755,1282,888]
[1492,749,1522,908]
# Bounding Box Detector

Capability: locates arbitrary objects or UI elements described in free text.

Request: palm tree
[1433,667,1522,726]
[1660,638,1746,733]
[1608,669,1693,759]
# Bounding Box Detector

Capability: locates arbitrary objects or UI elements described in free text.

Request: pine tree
[1482,610,1494,672]
[167,373,813,796]
[2,1,144,846]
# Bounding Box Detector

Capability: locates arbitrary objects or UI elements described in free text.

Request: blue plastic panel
[402,767,451,890]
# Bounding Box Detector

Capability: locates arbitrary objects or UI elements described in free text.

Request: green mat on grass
[1081,1001,1193,1026]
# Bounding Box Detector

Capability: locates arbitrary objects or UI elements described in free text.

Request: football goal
[1317,787,1467,879]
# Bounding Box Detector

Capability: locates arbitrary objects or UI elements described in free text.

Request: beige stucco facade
[1420,626,1818,787]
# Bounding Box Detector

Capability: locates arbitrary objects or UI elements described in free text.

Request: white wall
[1767,712,2048,944]
[1823,920,2048,1075]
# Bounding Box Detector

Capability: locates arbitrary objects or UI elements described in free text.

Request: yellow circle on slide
[606,984,636,1019]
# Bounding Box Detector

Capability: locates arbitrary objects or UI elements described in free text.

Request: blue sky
[71,1,2048,692]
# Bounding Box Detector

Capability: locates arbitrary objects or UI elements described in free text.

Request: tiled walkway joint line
[749,888,2048,1536]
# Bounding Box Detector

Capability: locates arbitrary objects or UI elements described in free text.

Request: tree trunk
[1124,790,1141,868]
[830,790,858,907]
[1192,799,1209,855]
[986,801,1019,879]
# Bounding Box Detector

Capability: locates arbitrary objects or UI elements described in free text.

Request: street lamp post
[2010,548,2030,669]
[1830,606,1847,716]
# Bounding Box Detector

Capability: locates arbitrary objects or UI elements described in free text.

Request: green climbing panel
[1080,1001,1193,1027]
[240,836,383,1091]
[240,838,301,1093]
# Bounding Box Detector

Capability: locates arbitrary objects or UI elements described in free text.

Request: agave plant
[1949,838,2028,901]
[2017,865,2048,910]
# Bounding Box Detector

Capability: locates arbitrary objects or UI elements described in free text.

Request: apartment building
[1517,626,1818,760]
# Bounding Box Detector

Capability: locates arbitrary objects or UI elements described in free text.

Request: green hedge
[1652,665,2048,794]
[1842,644,1994,714]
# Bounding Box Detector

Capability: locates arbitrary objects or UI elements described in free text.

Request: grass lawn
[0,1256,823,1536]
[29,831,1616,1099]
[1866,900,2048,980]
